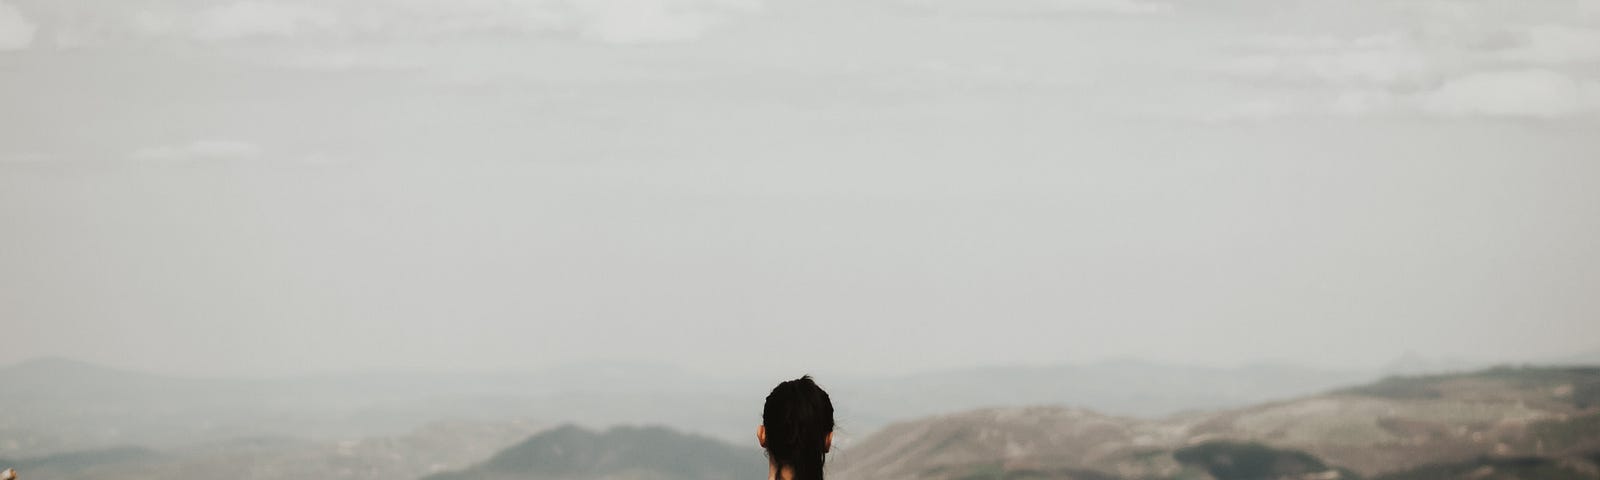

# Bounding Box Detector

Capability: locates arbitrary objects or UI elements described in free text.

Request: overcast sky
[2,0,1598,378]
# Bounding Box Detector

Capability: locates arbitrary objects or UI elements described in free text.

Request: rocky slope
[0,357,1378,456]
[4,420,546,480]
[423,424,765,480]
[831,366,1600,480]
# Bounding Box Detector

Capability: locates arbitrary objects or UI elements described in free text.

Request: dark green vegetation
[423,425,765,480]
[0,446,162,475]
[1371,455,1598,480]
[884,438,1600,480]
[1166,444,1600,480]
[1528,412,1600,449]
[918,461,1124,480]
[1341,366,1600,409]
[1171,442,1335,480]
[951,465,1123,480]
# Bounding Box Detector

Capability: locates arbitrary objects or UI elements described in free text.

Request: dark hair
[762,375,835,480]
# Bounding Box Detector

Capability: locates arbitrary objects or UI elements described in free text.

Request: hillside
[0,446,164,477]
[8,360,1595,480]
[0,358,750,456]
[832,366,1600,480]
[4,420,545,480]
[830,360,1374,425]
[831,406,1187,479]
[1187,366,1600,475]
[424,424,765,480]
[0,357,1379,457]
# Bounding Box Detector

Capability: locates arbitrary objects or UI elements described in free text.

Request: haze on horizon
[2,0,1598,379]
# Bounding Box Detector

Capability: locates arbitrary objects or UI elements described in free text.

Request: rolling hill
[831,366,1600,480]
[8,359,1597,480]
[3,420,545,480]
[422,424,765,480]
[0,357,1380,457]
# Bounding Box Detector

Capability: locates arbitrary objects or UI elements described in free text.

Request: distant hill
[423,425,765,480]
[1190,366,1600,475]
[830,406,1174,479]
[4,420,546,480]
[1373,454,1600,480]
[0,357,749,456]
[1172,441,1354,480]
[0,446,163,476]
[7,361,1599,480]
[830,360,1376,424]
[0,356,1386,456]
[832,366,1600,480]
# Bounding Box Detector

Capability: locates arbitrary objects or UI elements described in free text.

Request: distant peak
[0,357,156,381]
[8,356,110,371]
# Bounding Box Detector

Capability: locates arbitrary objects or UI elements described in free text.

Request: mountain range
[0,356,1384,457]
[829,366,1600,479]
[423,425,764,480]
[6,358,1599,480]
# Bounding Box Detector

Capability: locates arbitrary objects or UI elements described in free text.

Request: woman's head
[759,375,835,480]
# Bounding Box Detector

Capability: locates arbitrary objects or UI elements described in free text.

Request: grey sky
[2,0,1598,377]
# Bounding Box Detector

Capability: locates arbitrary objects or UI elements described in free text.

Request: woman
[758,375,835,480]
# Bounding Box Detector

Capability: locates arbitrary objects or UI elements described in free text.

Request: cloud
[1217,33,1442,87]
[73,0,760,46]
[127,1,556,41]
[267,49,425,71]
[129,140,264,162]
[1220,49,1434,86]
[1493,25,1600,65]
[573,0,729,44]
[1202,98,1305,122]
[896,0,1174,16]
[1209,0,1600,121]
[1201,90,1399,122]
[1418,69,1600,118]
[1206,70,1600,121]
[187,2,340,41]
[1034,0,1173,15]
[0,0,36,50]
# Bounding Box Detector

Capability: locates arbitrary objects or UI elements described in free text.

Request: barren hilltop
[831,366,1600,480]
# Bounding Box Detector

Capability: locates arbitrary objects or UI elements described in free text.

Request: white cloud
[0,0,36,50]
[1039,0,1172,15]
[1210,2,1600,121]
[1201,90,1400,122]
[268,49,425,71]
[101,0,760,45]
[131,3,356,40]
[1328,90,1402,117]
[1237,34,1407,51]
[1217,33,1443,87]
[573,0,725,44]
[1207,70,1600,121]
[190,2,340,40]
[1493,25,1600,64]
[130,140,264,162]
[1220,49,1434,86]
[898,0,1174,16]
[1202,98,1303,122]
[1418,69,1600,118]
